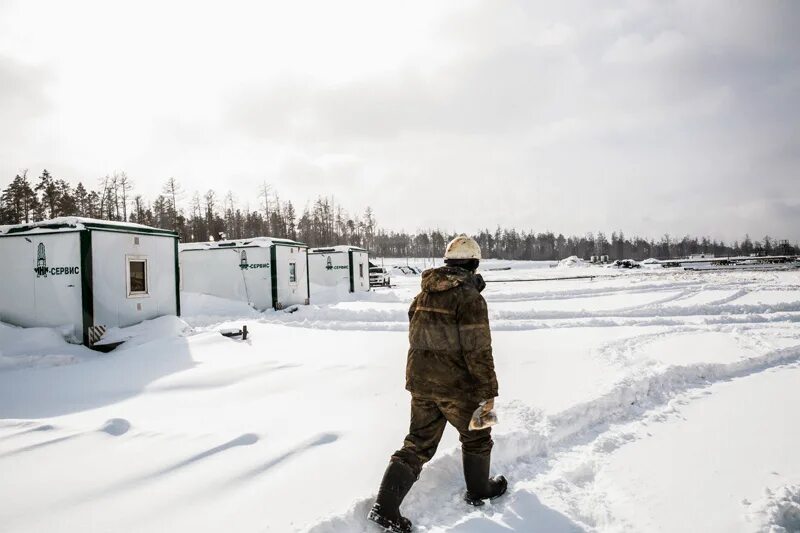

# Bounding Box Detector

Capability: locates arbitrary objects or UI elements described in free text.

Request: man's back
[405,266,498,402]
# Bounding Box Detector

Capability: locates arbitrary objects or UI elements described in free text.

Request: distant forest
[1,170,797,260]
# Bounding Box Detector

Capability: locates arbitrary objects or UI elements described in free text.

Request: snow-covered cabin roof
[0,217,178,237]
[309,245,368,254]
[179,237,307,251]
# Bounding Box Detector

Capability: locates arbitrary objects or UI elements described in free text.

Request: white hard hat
[444,234,482,260]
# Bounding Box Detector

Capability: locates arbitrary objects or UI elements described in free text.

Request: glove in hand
[469,398,498,431]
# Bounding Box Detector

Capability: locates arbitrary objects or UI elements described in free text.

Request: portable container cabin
[179,237,309,310]
[308,246,369,295]
[0,217,180,345]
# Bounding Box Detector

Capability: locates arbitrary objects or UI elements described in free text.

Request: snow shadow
[0,424,55,442]
[145,361,300,392]
[155,433,260,477]
[450,491,586,532]
[235,432,339,480]
[0,336,195,418]
[65,432,261,507]
[0,434,78,459]
[0,418,131,459]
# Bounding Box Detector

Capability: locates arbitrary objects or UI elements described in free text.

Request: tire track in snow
[590,320,776,367]
[526,362,800,530]
[483,281,707,303]
[256,286,799,332]
[303,344,800,533]
[260,308,800,333]
[709,287,751,305]
[491,299,800,321]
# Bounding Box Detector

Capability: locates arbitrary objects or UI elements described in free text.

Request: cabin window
[289,262,297,283]
[127,256,149,297]
[359,264,364,278]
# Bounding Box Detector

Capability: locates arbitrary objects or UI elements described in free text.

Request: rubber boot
[462,452,508,506]
[367,461,416,533]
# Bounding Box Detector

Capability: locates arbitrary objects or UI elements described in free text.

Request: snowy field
[1,260,800,532]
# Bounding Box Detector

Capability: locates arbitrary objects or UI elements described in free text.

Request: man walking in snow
[368,235,507,533]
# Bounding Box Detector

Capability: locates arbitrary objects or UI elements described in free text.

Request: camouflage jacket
[405,266,498,402]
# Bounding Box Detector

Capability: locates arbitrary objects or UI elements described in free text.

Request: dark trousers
[391,396,493,478]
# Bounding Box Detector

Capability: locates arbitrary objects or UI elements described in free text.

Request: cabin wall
[0,232,83,339]
[180,247,273,310]
[309,252,350,291]
[351,251,370,292]
[91,231,178,329]
[274,245,309,308]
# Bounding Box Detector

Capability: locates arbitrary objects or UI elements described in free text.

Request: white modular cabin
[308,246,370,296]
[179,238,309,310]
[0,217,180,345]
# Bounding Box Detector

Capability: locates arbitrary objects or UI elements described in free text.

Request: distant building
[0,217,180,345]
[180,237,309,310]
[308,246,370,296]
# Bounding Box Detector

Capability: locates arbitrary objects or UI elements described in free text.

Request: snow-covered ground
[1,260,799,532]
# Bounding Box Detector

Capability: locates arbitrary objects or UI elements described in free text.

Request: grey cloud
[0,55,51,139]
[227,43,580,141]
[227,1,799,146]
[221,1,800,241]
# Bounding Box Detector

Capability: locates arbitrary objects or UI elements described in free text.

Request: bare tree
[116,171,134,221]
[132,195,146,223]
[108,173,121,219]
[204,190,216,238]
[97,175,112,220]
[258,181,271,216]
[162,177,184,231]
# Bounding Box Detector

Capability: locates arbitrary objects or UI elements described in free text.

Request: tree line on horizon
[1,169,797,261]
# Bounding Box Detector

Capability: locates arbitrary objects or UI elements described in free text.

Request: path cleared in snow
[587,364,800,532]
[0,261,798,532]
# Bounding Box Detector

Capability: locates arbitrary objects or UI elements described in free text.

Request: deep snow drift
[1,260,799,532]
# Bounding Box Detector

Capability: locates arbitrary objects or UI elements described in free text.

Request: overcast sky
[1,0,798,242]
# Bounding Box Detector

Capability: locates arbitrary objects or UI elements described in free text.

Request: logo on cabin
[33,242,80,278]
[238,250,268,270]
[35,243,47,277]
[324,255,347,270]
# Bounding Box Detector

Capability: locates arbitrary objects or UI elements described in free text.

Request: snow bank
[558,255,588,268]
[180,292,261,326]
[640,258,663,269]
[309,285,351,305]
[0,322,91,370]
[0,315,191,370]
[99,315,192,350]
[388,266,419,276]
[750,485,800,532]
